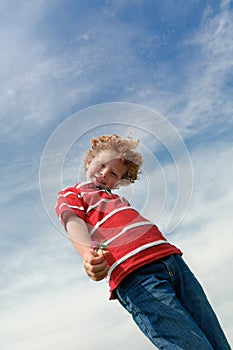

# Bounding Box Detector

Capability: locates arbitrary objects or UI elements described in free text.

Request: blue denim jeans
[115,254,231,350]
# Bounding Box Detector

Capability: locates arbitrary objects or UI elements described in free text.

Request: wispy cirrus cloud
[1,0,232,142]
[164,0,233,135]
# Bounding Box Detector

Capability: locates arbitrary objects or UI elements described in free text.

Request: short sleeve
[55,186,85,226]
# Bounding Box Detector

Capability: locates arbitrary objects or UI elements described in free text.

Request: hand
[83,249,110,281]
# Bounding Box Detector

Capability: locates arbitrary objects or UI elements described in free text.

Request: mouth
[95,176,106,187]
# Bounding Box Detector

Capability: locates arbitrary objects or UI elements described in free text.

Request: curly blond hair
[84,134,143,183]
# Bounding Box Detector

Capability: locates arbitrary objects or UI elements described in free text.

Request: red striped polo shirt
[55,181,182,299]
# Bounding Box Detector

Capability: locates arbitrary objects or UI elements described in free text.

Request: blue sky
[1,1,233,349]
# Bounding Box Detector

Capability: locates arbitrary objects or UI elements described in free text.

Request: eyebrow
[97,157,126,175]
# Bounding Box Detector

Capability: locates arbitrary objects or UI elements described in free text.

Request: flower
[90,240,99,249]
[90,240,108,255]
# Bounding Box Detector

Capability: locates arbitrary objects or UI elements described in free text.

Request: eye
[111,171,118,178]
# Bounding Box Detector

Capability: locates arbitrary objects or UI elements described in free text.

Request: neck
[96,185,112,196]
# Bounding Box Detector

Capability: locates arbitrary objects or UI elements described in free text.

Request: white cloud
[0,0,232,146]
[168,142,233,343]
[1,227,155,350]
[169,1,233,134]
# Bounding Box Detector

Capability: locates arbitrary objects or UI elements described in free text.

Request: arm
[63,211,110,281]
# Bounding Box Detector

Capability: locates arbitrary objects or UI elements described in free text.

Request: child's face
[86,149,127,190]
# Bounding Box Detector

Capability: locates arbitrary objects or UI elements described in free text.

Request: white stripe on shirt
[59,202,84,211]
[104,221,153,245]
[58,191,78,198]
[89,206,132,236]
[107,240,168,281]
[86,198,114,213]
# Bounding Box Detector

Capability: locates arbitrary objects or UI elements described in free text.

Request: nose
[100,167,109,178]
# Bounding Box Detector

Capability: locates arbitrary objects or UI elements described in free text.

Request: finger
[89,249,109,263]
[83,251,102,265]
[102,249,110,259]
[83,260,110,280]
[93,248,110,260]
[90,248,104,259]
[84,259,108,273]
[85,264,109,281]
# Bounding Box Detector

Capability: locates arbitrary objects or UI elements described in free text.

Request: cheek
[87,163,98,175]
[111,177,119,186]
[86,164,93,177]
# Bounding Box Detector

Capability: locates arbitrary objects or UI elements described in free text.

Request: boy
[55,134,230,349]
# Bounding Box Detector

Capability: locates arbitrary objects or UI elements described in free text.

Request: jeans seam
[162,258,176,287]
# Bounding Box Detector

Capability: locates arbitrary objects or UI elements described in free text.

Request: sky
[1,0,233,349]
